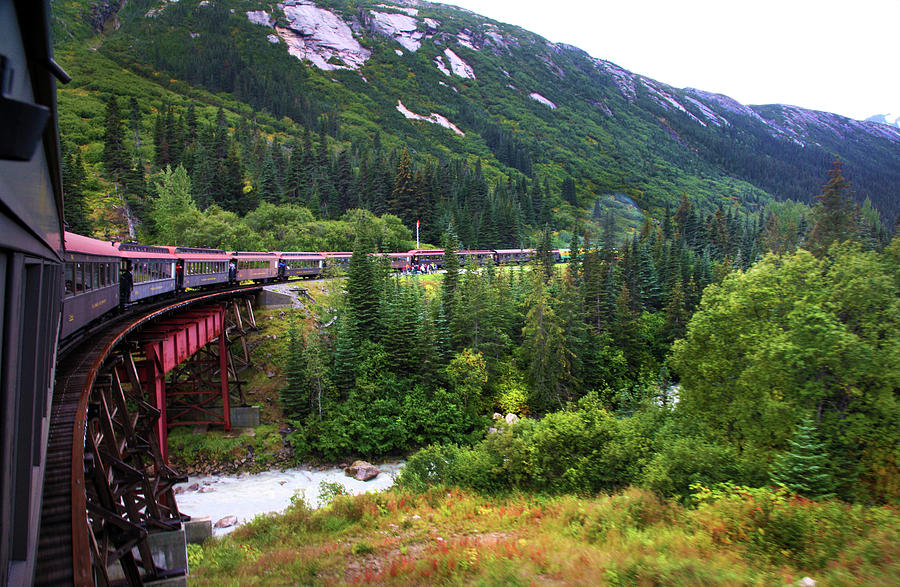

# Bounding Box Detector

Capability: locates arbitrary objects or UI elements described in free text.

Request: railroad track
[35,287,261,586]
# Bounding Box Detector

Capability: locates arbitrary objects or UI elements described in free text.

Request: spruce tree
[103,95,127,182]
[62,143,91,234]
[441,231,461,331]
[769,413,835,499]
[391,148,418,227]
[346,238,381,343]
[331,311,359,395]
[808,159,858,257]
[561,176,577,206]
[281,312,309,419]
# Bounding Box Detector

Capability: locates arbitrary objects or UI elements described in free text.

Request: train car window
[85,263,93,291]
[98,263,105,288]
[65,263,75,296]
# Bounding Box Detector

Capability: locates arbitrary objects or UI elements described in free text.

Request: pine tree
[769,413,835,499]
[561,176,577,206]
[534,226,554,282]
[441,231,461,332]
[62,142,91,234]
[346,238,381,343]
[391,148,418,227]
[281,312,309,419]
[331,311,359,395]
[256,144,282,204]
[521,272,570,413]
[808,159,859,257]
[103,95,127,182]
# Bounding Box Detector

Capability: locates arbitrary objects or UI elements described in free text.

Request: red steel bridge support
[130,305,231,464]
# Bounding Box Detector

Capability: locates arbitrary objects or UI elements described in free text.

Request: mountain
[50,0,900,239]
[867,113,900,130]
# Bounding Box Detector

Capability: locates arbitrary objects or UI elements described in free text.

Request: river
[174,463,404,535]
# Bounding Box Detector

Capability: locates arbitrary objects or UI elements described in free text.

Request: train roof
[322,251,352,257]
[231,251,276,257]
[495,248,534,254]
[172,246,227,255]
[115,242,175,259]
[63,231,120,257]
[278,252,324,260]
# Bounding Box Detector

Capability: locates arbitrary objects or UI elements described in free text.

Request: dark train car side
[173,246,229,289]
[0,0,68,583]
[278,252,324,278]
[61,232,119,339]
[115,242,177,303]
[231,251,278,282]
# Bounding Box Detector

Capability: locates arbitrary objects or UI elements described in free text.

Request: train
[61,231,565,342]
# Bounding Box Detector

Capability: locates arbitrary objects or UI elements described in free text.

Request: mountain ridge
[52,0,900,233]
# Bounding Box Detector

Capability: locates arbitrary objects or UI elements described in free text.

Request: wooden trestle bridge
[35,287,262,586]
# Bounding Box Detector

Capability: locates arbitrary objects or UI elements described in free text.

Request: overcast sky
[444,0,898,121]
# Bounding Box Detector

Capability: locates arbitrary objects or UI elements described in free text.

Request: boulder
[214,515,238,528]
[345,460,380,481]
[198,486,216,493]
[505,413,519,425]
[798,579,817,587]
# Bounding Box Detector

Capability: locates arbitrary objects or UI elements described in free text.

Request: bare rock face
[345,460,380,481]
[214,515,238,528]
[275,3,371,71]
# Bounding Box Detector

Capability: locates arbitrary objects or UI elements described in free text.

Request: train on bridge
[1,2,569,582]
[62,230,564,343]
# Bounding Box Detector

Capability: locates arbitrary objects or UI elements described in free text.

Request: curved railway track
[36,286,262,586]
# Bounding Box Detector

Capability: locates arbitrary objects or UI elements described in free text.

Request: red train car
[231,251,278,282]
[61,232,120,339]
[172,246,229,289]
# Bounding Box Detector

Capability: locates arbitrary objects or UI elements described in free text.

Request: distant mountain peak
[867,113,900,129]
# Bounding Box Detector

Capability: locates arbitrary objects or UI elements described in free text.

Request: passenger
[228,260,237,282]
[120,263,133,304]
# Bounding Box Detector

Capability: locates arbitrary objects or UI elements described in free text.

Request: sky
[444,0,899,121]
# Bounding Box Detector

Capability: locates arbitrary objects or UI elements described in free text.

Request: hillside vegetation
[51,0,900,247]
[186,485,900,585]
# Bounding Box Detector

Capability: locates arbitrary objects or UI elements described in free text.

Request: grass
[186,486,900,585]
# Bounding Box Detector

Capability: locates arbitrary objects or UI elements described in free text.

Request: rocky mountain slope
[51,0,900,227]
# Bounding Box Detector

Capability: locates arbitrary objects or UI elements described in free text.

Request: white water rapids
[175,463,404,536]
